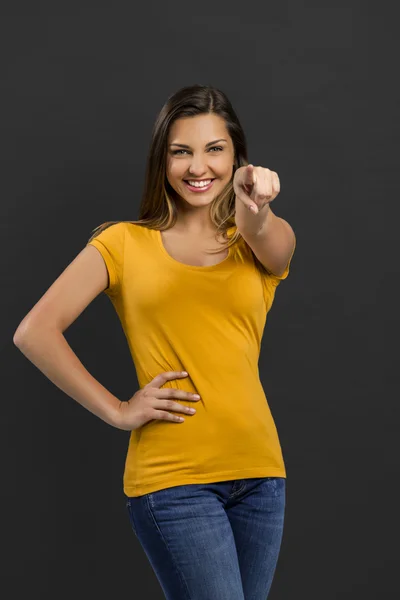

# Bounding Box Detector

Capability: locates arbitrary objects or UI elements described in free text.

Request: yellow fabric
[87,221,295,497]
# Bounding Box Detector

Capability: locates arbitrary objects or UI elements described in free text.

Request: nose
[188,154,209,177]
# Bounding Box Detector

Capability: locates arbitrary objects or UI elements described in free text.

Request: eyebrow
[169,138,228,149]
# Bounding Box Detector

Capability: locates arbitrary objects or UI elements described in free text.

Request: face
[166,113,235,209]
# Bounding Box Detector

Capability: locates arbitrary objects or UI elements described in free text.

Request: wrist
[235,196,270,237]
[109,400,126,430]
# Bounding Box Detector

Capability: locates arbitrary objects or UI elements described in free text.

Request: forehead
[168,114,230,144]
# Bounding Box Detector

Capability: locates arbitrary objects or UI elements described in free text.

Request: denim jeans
[125,477,286,599]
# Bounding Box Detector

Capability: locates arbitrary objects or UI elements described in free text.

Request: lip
[183,179,215,193]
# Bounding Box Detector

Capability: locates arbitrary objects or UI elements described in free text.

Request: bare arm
[14,325,123,428]
[236,202,296,277]
[13,244,124,429]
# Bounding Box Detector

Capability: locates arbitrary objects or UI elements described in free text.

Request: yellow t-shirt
[87,221,295,497]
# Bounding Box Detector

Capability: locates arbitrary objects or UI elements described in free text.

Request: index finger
[244,164,256,185]
[148,371,188,389]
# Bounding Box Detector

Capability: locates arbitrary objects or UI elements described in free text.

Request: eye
[172,146,223,156]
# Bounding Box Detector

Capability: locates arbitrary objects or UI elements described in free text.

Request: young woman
[14,84,296,599]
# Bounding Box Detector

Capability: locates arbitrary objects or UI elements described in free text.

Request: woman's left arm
[234,164,296,277]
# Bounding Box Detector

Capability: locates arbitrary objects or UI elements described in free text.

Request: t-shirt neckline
[155,227,234,272]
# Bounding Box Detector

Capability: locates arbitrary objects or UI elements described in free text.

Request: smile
[183,179,215,192]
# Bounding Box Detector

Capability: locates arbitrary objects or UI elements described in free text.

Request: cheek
[218,155,234,173]
[221,161,234,180]
[167,161,185,181]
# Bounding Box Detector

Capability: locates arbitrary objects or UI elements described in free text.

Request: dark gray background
[2,1,398,598]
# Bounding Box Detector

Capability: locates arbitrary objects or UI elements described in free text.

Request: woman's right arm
[13,245,124,430]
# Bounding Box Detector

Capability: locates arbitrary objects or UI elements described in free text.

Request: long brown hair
[88,84,250,254]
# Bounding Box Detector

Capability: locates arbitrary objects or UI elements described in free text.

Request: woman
[14,84,296,599]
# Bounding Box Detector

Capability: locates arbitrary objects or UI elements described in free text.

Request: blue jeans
[125,477,286,599]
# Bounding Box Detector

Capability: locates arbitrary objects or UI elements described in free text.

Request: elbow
[14,316,60,347]
[13,324,29,347]
[13,318,42,347]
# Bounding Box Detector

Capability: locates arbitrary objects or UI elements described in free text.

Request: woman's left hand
[233,164,280,215]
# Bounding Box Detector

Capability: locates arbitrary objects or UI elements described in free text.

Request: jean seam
[145,494,192,599]
[126,499,138,534]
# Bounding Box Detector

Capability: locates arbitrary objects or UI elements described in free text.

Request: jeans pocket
[261,476,286,497]
[271,477,286,496]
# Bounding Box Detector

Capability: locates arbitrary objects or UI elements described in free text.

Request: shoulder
[88,220,126,242]
[86,222,127,258]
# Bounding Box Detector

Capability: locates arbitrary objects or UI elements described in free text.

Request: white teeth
[187,179,212,187]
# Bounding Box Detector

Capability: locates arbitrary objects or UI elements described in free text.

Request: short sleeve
[260,234,296,311]
[264,234,296,287]
[86,222,126,297]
